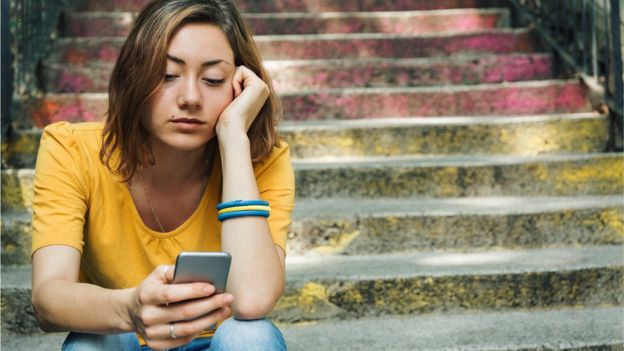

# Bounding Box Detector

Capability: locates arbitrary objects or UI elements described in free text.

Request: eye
[203,78,225,86]
[164,74,178,82]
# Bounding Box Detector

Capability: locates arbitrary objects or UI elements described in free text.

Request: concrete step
[281,307,624,350]
[4,306,623,350]
[288,196,624,255]
[47,29,537,63]
[292,153,623,198]
[3,112,606,169]
[61,8,510,37]
[20,80,590,127]
[4,196,622,263]
[281,113,606,158]
[3,245,622,333]
[74,0,507,13]
[42,53,554,93]
[3,153,621,212]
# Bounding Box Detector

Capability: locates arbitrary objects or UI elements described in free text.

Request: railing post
[609,0,623,147]
[1,0,12,140]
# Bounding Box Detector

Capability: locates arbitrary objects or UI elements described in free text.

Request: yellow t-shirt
[31,121,295,341]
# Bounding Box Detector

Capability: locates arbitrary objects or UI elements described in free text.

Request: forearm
[218,135,285,318]
[32,279,134,334]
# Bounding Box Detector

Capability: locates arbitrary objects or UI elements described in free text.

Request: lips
[171,117,205,124]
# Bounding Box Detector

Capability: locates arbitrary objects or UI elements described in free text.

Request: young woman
[30,0,294,350]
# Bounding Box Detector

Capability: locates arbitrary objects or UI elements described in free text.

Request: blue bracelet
[217,200,269,210]
[218,210,270,222]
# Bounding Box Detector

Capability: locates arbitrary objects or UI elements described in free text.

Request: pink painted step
[75,0,500,13]
[27,80,589,127]
[42,54,553,93]
[48,29,537,64]
[61,9,509,37]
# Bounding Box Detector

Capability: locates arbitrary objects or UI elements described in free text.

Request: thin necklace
[138,170,208,233]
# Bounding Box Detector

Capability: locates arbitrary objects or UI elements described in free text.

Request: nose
[177,79,202,111]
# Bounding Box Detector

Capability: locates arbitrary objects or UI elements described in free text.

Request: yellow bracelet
[218,205,271,214]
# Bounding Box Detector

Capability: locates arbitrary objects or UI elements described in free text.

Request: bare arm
[31,245,134,333]
[31,245,233,350]
[216,66,287,320]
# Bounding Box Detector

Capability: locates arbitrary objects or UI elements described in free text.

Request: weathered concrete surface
[62,9,510,37]
[5,307,623,350]
[1,211,34,266]
[42,53,553,93]
[287,196,624,255]
[74,0,510,13]
[273,245,623,322]
[3,154,621,211]
[281,113,606,158]
[255,29,537,60]
[281,307,624,351]
[3,113,606,169]
[4,196,621,263]
[293,153,624,198]
[279,81,590,121]
[22,80,591,127]
[3,246,623,333]
[48,29,537,63]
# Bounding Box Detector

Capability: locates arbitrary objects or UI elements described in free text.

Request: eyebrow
[166,54,231,67]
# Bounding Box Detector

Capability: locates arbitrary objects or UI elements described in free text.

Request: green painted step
[2,112,607,169]
[3,245,622,333]
[3,306,623,350]
[4,196,622,264]
[3,154,622,212]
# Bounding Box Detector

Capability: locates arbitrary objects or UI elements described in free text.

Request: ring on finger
[169,322,177,339]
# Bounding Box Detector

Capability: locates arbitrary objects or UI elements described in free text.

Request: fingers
[231,66,266,98]
[142,304,232,350]
[142,293,234,326]
[139,281,215,306]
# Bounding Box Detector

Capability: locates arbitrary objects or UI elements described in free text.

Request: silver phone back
[172,252,231,293]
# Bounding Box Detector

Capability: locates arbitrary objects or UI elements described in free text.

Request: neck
[140,139,215,186]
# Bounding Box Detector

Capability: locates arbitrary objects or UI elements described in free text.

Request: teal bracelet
[217,200,269,210]
[218,210,270,222]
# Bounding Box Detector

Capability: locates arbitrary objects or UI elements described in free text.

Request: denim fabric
[61,318,287,351]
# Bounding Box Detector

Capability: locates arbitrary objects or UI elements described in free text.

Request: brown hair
[100,0,281,181]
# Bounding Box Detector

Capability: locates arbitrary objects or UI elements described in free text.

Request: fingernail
[203,286,213,294]
[224,294,234,304]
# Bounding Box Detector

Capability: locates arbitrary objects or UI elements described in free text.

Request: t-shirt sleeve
[254,142,296,254]
[31,122,90,255]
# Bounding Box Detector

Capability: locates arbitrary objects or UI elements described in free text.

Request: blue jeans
[61,318,287,351]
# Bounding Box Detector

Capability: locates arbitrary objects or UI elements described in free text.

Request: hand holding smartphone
[172,252,231,294]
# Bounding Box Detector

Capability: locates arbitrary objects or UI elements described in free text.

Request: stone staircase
[2,0,624,350]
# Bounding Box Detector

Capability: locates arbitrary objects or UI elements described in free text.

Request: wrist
[218,132,250,154]
[112,288,137,332]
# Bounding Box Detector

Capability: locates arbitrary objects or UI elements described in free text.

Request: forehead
[167,23,234,64]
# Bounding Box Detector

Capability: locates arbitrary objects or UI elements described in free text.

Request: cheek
[207,88,233,117]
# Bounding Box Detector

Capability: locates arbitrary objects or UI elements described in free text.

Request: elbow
[231,294,280,320]
[31,300,55,333]
[31,291,62,333]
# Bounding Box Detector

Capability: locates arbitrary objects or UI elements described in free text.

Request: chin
[163,134,215,151]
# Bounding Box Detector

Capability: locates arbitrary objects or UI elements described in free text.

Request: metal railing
[509,0,624,149]
[2,0,69,139]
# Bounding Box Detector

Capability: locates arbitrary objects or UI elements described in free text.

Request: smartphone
[172,252,232,294]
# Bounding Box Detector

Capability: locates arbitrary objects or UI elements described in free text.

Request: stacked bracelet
[217,200,271,222]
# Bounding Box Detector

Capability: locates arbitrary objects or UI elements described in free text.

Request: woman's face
[144,23,235,152]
